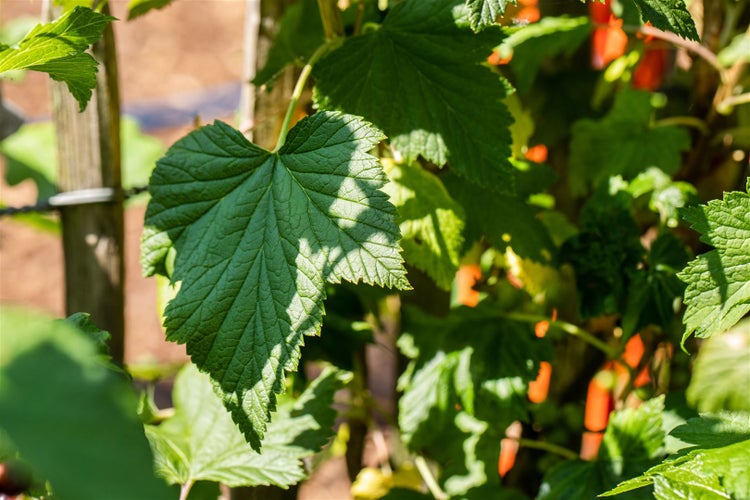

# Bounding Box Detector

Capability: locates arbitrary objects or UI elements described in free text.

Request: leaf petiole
[273,40,336,152]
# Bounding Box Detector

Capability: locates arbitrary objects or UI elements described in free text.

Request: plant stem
[653,116,709,134]
[515,438,579,461]
[414,455,448,500]
[610,23,726,80]
[272,42,331,152]
[716,92,750,114]
[503,312,618,359]
[179,481,193,500]
[317,0,343,40]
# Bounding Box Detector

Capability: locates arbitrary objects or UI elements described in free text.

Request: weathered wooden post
[48,4,125,364]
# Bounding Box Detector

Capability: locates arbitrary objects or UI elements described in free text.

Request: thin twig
[605,23,727,81]
[272,42,332,152]
[502,312,619,359]
[515,438,579,461]
[414,455,448,500]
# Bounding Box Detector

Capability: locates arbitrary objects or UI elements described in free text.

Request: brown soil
[0,2,364,497]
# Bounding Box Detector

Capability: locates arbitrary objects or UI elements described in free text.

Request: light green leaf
[678,181,750,343]
[499,16,591,92]
[603,412,750,499]
[569,90,690,196]
[253,0,324,87]
[540,397,665,499]
[0,117,164,204]
[383,162,465,290]
[142,112,408,449]
[0,307,171,500]
[0,7,114,111]
[717,33,750,67]
[626,167,699,228]
[0,122,57,200]
[464,0,516,31]
[127,0,175,20]
[146,364,350,488]
[687,320,750,413]
[630,0,699,42]
[314,0,514,192]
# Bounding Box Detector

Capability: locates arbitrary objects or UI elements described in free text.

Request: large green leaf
[142,112,409,449]
[568,89,690,196]
[464,0,516,32]
[0,308,171,500]
[603,412,750,499]
[146,364,350,490]
[383,162,465,290]
[686,320,750,413]
[678,180,750,343]
[499,16,591,92]
[539,397,665,499]
[0,7,113,110]
[314,0,514,192]
[630,0,699,42]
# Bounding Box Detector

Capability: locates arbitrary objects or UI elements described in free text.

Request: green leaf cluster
[0,7,113,110]
[398,305,548,494]
[539,397,666,499]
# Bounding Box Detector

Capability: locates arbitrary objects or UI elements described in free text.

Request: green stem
[614,23,726,81]
[503,312,618,359]
[317,0,343,40]
[516,438,579,461]
[414,455,448,500]
[272,42,331,152]
[716,92,750,115]
[653,116,709,134]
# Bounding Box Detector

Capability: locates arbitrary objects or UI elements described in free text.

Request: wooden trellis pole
[47,3,125,364]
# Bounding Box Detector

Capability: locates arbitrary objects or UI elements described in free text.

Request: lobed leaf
[602,412,750,499]
[569,89,690,196]
[142,112,408,449]
[314,0,514,192]
[146,364,350,489]
[0,7,114,111]
[678,180,750,343]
